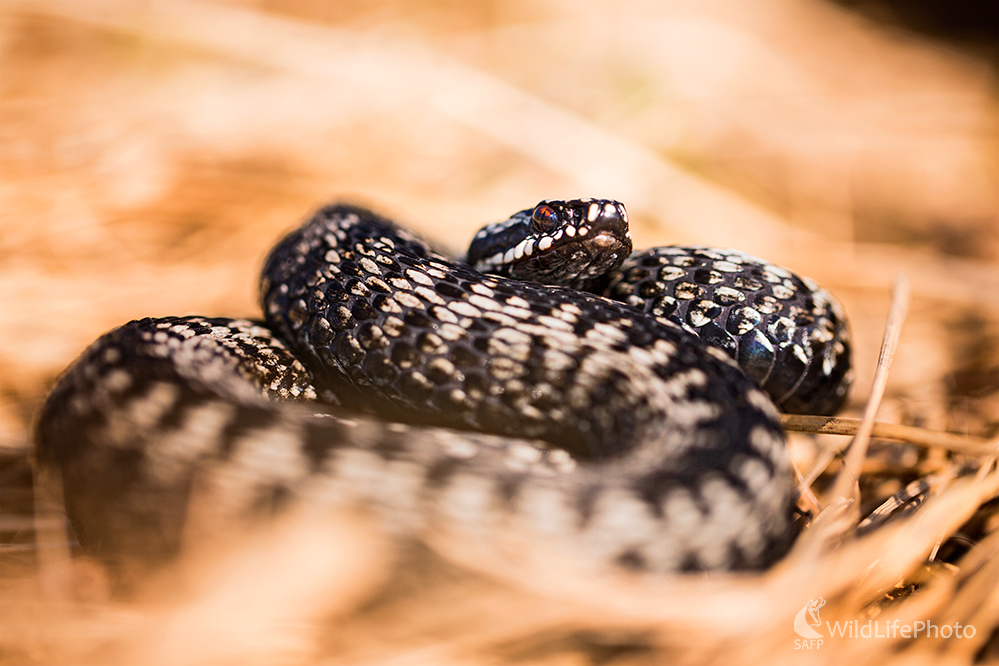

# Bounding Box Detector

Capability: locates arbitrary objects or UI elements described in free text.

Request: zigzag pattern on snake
[35,200,851,576]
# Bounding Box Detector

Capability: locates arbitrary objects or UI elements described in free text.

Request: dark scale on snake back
[34,200,818,581]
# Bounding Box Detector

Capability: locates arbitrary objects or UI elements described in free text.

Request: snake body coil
[35,200,849,576]
[469,199,852,415]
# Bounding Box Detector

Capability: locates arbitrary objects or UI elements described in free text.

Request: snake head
[468,198,633,291]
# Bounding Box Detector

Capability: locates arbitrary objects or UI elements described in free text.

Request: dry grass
[1,0,997,664]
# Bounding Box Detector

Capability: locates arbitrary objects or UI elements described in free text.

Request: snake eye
[531,204,558,234]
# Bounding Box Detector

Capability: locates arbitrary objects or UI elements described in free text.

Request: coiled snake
[35,200,851,576]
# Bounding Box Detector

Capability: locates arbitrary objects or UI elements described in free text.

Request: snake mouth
[579,233,631,275]
[542,232,632,288]
[590,231,623,251]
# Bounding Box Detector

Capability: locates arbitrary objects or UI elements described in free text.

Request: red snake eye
[531,204,558,233]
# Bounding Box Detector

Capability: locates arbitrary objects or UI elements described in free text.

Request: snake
[34,199,851,577]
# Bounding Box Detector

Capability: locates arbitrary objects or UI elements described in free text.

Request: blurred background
[0,0,996,660]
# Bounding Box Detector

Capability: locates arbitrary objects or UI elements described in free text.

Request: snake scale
[35,199,851,576]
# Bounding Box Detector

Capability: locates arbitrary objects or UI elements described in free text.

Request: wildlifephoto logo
[793,598,826,646]
[793,597,976,649]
